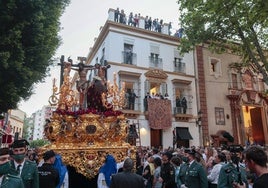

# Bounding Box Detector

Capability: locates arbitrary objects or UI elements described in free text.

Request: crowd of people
[2,138,268,188]
[130,145,268,188]
[113,7,173,35]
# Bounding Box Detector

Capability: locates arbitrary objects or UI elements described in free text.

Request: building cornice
[86,20,180,64]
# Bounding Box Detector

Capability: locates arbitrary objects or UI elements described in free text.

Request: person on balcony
[128,89,138,110]
[181,97,187,114]
[125,46,133,64]
[144,92,151,111]
[164,93,170,100]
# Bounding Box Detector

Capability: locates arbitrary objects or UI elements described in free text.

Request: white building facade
[8,109,25,139]
[32,105,55,140]
[81,9,201,149]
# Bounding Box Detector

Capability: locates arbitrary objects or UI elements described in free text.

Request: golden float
[44,61,135,179]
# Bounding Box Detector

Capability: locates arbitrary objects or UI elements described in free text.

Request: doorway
[150,129,162,148]
[242,106,265,145]
[175,127,192,148]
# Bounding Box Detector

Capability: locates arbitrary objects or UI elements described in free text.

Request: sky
[18,0,180,117]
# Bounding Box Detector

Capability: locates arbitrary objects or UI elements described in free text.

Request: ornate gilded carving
[40,146,135,179]
[145,69,168,79]
[45,60,135,179]
[102,73,126,110]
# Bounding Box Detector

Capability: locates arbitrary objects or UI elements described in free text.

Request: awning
[177,128,193,140]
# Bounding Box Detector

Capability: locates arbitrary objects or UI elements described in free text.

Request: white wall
[88,23,199,148]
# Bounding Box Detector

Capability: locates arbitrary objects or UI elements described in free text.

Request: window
[215,107,225,125]
[242,70,253,90]
[174,58,185,73]
[150,53,161,64]
[149,45,162,68]
[119,75,141,111]
[258,78,265,92]
[231,73,238,89]
[174,49,185,73]
[209,57,222,78]
[174,87,188,114]
[144,79,168,111]
[144,80,167,99]
[123,43,133,64]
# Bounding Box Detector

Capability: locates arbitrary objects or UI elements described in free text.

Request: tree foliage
[0,0,70,113]
[178,0,268,83]
[29,139,50,148]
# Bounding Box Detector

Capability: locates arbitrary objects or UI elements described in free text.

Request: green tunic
[11,160,39,188]
[184,161,208,188]
[217,162,248,188]
[0,174,24,188]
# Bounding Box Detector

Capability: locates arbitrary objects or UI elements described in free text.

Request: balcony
[174,61,186,73]
[121,109,142,118]
[149,57,163,69]
[173,107,193,122]
[121,98,141,118]
[122,51,137,65]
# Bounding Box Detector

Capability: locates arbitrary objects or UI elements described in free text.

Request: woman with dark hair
[207,152,226,188]
[143,156,154,188]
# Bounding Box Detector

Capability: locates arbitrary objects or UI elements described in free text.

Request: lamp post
[196,110,203,146]
[196,110,202,127]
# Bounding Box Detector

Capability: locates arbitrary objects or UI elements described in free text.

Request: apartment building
[32,105,55,140]
[78,8,201,148]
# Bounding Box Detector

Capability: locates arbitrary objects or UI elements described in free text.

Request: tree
[0,0,70,113]
[178,0,268,83]
[29,139,50,148]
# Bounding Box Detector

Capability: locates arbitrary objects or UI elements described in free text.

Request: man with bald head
[110,158,145,188]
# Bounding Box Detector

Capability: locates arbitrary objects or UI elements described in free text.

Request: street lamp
[196,110,202,127]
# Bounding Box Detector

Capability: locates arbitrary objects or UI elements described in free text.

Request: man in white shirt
[207,152,226,188]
